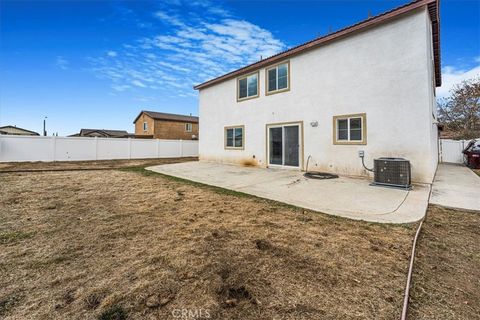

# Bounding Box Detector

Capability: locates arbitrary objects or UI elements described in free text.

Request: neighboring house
[0,125,40,136]
[194,0,440,184]
[133,111,199,140]
[69,129,132,138]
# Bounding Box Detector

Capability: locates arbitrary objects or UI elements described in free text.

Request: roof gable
[194,0,440,90]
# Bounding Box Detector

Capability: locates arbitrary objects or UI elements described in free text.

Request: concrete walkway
[430,163,480,211]
[147,161,431,224]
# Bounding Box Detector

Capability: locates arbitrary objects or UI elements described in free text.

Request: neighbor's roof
[0,125,40,135]
[79,129,130,137]
[133,111,199,124]
[194,0,440,90]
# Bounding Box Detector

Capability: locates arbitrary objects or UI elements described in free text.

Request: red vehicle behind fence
[463,139,480,169]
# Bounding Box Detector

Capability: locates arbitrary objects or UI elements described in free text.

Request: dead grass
[0,162,416,319]
[408,205,480,319]
[473,169,480,177]
[0,157,196,172]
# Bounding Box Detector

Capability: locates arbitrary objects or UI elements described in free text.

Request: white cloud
[112,84,131,91]
[55,56,69,70]
[131,80,147,87]
[89,2,286,98]
[437,64,480,98]
[154,11,184,27]
[107,51,118,57]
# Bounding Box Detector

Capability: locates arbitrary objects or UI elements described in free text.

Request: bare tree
[438,77,480,139]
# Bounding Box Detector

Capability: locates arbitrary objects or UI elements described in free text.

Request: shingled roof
[133,111,199,124]
[194,0,440,90]
[78,129,131,137]
[0,125,40,136]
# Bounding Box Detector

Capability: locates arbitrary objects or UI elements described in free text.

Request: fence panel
[54,137,97,161]
[97,138,130,160]
[158,140,181,158]
[0,135,198,162]
[439,139,468,164]
[130,139,158,159]
[0,136,53,162]
[182,140,199,157]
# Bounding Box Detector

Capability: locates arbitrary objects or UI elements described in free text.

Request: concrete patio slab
[430,163,480,211]
[147,161,430,224]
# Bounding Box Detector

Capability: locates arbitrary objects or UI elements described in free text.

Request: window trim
[332,113,367,145]
[185,123,192,132]
[265,60,290,96]
[143,122,148,131]
[224,125,245,150]
[236,72,259,102]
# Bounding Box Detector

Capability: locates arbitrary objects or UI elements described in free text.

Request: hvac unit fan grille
[373,158,411,189]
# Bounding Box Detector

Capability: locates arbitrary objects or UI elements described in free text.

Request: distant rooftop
[73,129,131,138]
[0,125,40,136]
[134,111,199,124]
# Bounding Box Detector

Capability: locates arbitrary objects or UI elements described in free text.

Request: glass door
[284,125,299,166]
[268,124,300,167]
[269,127,283,165]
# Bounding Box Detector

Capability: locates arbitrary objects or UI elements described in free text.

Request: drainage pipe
[360,154,374,172]
[305,155,312,173]
[400,218,425,320]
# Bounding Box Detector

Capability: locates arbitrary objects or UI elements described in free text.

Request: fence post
[128,138,132,159]
[439,139,442,163]
[0,136,2,162]
[156,139,160,158]
[180,139,183,157]
[95,137,98,160]
[52,136,57,162]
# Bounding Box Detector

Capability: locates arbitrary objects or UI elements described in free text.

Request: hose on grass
[400,218,424,320]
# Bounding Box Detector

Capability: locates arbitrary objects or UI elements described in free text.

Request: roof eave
[193,0,441,90]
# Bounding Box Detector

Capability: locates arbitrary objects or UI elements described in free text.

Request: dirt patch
[0,157,196,172]
[408,205,480,319]
[240,158,258,167]
[0,166,415,319]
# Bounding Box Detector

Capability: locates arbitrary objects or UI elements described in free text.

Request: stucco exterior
[198,8,439,183]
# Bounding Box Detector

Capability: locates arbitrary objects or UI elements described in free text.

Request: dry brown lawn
[0,160,416,319]
[408,205,480,320]
[0,157,196,172]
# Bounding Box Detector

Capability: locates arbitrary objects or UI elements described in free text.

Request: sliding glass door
[268,124,300,167]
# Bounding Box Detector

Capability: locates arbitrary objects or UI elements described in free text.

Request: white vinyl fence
[0,135,198,162]
[439,139,469,164]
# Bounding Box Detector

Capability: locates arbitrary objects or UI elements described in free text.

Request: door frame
[265,121,304,170]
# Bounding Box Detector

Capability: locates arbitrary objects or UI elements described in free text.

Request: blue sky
[0,0,479,136]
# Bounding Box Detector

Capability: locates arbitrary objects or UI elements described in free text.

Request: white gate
[439,139,468,164]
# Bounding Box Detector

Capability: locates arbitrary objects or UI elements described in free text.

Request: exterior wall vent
[373,158,411,189]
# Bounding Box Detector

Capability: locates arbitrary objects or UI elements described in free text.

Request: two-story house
[194,0,440,183]
[133,111,199,140]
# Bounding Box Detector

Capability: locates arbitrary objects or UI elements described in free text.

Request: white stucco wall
[198,8,438,183]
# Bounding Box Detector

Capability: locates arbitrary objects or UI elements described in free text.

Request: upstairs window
[225,126,244,149]
[333,113,366,145]
[267,62,289,94]
[143,122,148,131]
[185,123,192,132]
[237,72,259,101]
